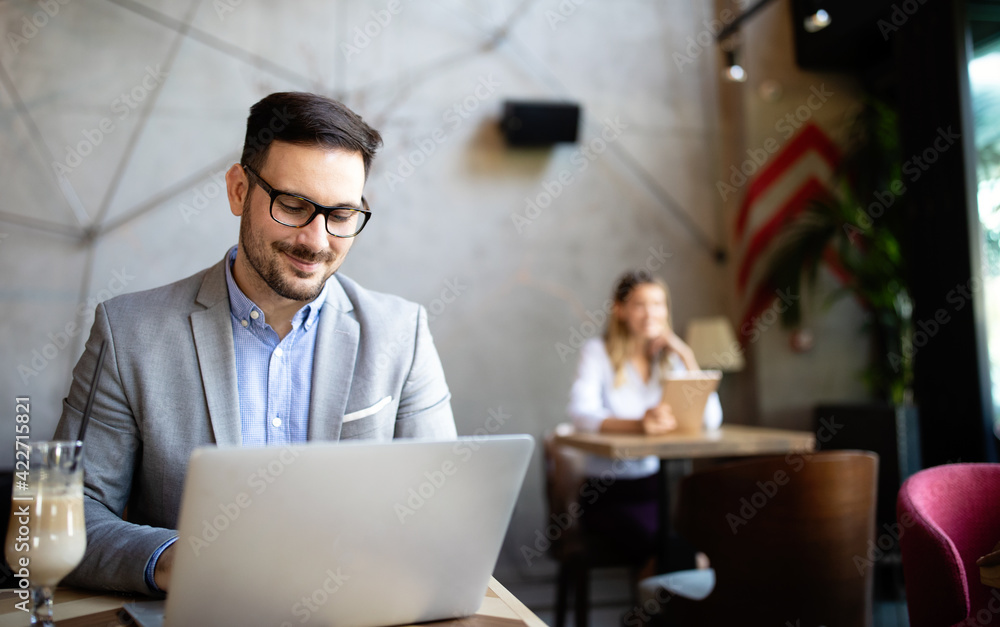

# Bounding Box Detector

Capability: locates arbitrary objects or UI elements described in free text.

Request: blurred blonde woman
[567,271,722,568]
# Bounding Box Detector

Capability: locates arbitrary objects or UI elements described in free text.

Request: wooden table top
[553,424,817,460]
[0,577,546,627]
[984,567,1000,589]
[981,540,1000,589]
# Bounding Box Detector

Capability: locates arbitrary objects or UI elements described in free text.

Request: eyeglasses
[241,164,372,238]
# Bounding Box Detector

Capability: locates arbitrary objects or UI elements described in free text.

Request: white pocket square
[343,396,392,422]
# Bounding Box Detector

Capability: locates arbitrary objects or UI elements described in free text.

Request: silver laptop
[125,435,533,627]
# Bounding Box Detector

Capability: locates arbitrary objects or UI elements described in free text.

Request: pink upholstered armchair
[897,463,1000,627]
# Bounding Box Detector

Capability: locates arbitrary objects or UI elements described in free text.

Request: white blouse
[567,337,723,478]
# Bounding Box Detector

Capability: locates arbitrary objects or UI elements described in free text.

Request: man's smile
[274,242,334,275]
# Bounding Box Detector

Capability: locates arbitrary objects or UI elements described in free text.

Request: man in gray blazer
[53,92,456,595]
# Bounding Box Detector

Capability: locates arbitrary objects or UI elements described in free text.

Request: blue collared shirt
[224,245,327,446]
[144,246,328,591]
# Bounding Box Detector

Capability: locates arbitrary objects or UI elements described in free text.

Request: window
[969,17,1000,438]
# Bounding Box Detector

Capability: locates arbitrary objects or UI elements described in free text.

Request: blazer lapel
[308,277,359,442]
[191,259,242,446]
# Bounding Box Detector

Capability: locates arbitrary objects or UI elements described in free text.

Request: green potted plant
[761,98,913,403]
[758,99,920,585]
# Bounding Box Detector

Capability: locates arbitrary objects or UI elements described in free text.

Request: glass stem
[30,585,55,626]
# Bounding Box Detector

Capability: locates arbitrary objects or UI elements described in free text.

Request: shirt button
[240,319,248,327]
[272,417,282,427]
[274,347,283,357]
[250,310,259,320]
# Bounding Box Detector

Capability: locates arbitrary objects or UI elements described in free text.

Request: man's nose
[296,213,331,249]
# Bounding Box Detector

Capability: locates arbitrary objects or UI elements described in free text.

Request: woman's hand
[642,403,677,435]
[648,330,700,371]
[597,405,678,435]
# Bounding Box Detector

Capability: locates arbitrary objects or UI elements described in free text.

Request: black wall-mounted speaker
[501,101,580,146]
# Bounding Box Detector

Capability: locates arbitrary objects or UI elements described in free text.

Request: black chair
[543,426,643,627]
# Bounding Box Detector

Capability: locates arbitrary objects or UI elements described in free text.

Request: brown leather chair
[544,425,643,627]
[641,450,878,627]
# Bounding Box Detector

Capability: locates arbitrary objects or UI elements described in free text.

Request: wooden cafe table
[552,424,818,568]
[552,424,817,461]
[982,540,1000,589]
[0,577,546,627]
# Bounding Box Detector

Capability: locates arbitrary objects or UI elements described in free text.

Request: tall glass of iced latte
[5,441,85,626]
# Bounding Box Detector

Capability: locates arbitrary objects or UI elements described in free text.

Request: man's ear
[226,163,249,217]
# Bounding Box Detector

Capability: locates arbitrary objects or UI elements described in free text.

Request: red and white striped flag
[732,123,842,337]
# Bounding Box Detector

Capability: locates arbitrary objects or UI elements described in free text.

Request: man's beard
[239,206,336,302]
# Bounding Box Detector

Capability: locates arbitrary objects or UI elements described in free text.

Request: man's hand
[642,404,677,435]
[153,544,176,592]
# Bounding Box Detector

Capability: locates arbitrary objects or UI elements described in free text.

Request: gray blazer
[53,256,456,594]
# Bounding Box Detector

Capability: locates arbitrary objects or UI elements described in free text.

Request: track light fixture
[713,1,831,84]
[723,49,748,82]
[720,35,747,83]
[803,7,831,32]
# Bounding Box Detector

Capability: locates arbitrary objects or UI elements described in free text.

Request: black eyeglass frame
[241,164,372,238]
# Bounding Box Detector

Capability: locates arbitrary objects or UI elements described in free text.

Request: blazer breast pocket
[340,396,394,440]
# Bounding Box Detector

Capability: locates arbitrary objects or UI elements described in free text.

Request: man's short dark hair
[241,92,383,178]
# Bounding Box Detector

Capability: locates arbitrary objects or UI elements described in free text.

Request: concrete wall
[0,0,869,582]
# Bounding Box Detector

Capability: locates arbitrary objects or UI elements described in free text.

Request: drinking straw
[74,339,108,452]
